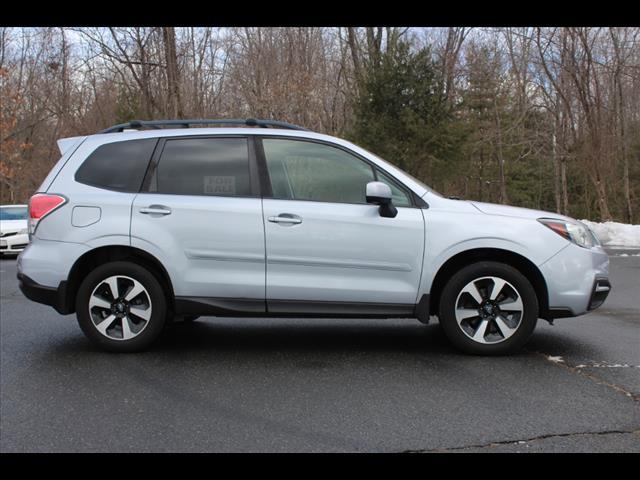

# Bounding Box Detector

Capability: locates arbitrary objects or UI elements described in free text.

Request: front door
[260,137,425,315]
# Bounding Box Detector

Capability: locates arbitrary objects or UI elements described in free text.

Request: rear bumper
[16,238,87,291]
[17,272,71,315]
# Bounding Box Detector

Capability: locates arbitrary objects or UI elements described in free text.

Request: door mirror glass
[366,182,397,218]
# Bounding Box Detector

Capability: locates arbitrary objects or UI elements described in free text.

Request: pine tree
[348,41,461,190]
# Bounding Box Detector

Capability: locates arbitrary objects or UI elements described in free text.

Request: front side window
[75,138,157,192]
[152,137,251,197]
[262,139,376,204]
[375,169,411,207]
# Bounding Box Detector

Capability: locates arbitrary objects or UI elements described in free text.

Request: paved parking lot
[1,251,638,452]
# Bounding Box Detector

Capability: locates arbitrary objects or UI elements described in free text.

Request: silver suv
[17,119,610,354]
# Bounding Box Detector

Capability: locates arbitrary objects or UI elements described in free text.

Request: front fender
[417,209,567,299]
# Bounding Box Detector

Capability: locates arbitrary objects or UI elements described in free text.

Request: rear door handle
[139,205,172,216]
[268,214,302,225]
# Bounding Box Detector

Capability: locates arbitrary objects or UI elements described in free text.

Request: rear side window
[75,139,157,192]
[151,137,251,197]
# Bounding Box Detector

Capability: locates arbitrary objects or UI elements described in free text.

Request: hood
[469,201,575,222]
[0,219,28,233]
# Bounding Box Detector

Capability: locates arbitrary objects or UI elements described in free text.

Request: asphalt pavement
[1,250,638,452]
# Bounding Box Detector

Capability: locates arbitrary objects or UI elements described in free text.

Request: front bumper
[539,243,610,317]
[589,277,611,310]
[0,233,29,254]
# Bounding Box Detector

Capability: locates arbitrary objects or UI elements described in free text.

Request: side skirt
[174,296,429,319]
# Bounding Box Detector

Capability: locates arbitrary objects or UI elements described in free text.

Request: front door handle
[139,205,172,216]
[268,214,302,225]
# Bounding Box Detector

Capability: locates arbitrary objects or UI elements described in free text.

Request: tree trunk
[59,28,70,135]
[162,27,183,118]
[552,112,562,213]
[346,27,362,84]
[552,142,562,214]
[560,157,569,216]
[591,167,612,221]
[494,101,508,204]
[623,158,632,223]
[478,148,484,202]
[616,53,633,223]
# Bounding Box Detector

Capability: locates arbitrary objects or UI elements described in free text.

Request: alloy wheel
[454,276,524,344]
[88,275,152,341]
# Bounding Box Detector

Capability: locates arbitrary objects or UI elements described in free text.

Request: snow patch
[575,362,639,369]
[580,220,640,248]
[546,355,565,364]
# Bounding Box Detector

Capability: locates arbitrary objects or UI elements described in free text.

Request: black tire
[438,261,539,355]
[75,261,168,352]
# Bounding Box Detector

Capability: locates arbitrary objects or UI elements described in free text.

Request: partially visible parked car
[0,205,29,257]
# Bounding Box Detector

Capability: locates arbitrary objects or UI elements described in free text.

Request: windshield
[399,169,443,198]
[0,207,28,220]
[366,151,443,198]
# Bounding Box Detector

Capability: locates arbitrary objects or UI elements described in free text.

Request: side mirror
[366,181,398,218]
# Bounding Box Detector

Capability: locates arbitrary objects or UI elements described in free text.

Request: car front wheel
[438,261,539,355]
[75,261,167,352]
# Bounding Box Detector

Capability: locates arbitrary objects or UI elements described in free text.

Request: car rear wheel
[76,261,167,352]
[438,261,538,355]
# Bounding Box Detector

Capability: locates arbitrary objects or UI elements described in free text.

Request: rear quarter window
[75,138,157,192]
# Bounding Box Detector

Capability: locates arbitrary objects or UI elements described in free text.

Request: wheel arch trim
[427,247,550,318]
[64,245,175,314]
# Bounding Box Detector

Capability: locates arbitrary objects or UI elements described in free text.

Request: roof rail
[98,118,310,134]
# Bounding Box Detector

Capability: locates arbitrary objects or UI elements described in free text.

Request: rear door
[259,137,425,315]
[131,135,266,313]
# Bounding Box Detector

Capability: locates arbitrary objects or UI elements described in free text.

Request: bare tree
[1,27,638,221]
[162,27,182,118]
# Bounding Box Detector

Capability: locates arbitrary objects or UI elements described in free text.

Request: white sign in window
[204,176,236,195]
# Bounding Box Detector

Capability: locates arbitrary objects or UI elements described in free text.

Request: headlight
[538,218,598,248]
[18,228,28,235]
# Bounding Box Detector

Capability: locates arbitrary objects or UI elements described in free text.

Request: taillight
[28,193,66,236]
